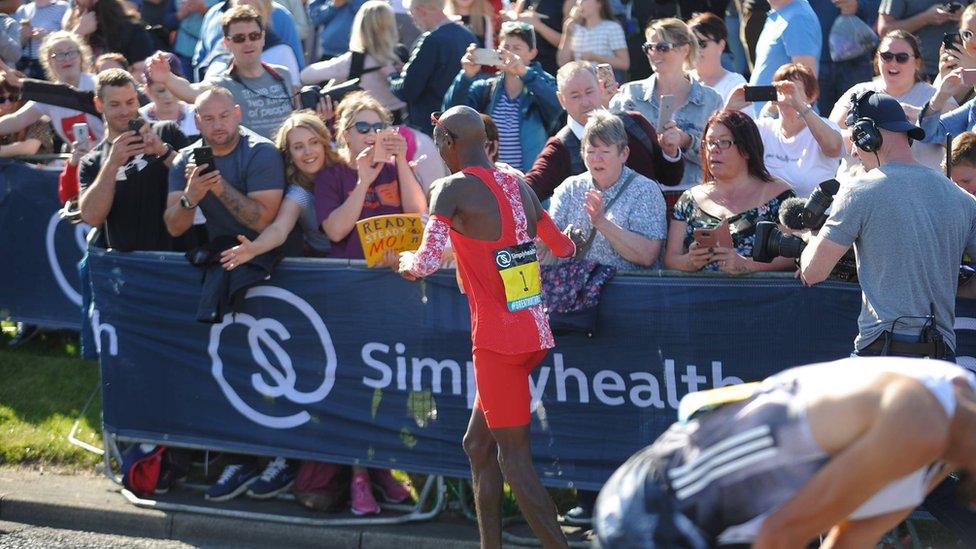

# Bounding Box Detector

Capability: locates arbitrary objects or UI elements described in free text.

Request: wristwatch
[179,194,197,210]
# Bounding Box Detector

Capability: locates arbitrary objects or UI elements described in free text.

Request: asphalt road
[0,521,192,549]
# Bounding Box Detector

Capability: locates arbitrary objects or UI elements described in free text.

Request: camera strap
[579,171,638,256]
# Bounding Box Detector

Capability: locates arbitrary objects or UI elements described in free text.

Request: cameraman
[798,90,976,361]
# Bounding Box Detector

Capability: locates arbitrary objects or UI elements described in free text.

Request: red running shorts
[472,347,549,429]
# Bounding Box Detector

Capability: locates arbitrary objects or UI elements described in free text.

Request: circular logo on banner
[208,286,338,429]
[45,212,89,306]
[495,249,512,269]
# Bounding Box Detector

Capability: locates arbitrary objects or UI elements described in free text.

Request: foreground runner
[594,357,976,548]
[397,106,575,548]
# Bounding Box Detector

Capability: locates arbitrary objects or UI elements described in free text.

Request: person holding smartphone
[314,91,428,261]
[77,69,186,253]
[878,0,963,82]
[663,109,795,274]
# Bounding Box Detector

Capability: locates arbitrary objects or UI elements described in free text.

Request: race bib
[494,242,542,312]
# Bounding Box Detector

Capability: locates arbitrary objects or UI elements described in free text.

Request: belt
[862,333,944,357]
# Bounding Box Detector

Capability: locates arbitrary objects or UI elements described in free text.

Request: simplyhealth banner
[90,250,878,490]
[0,160,86,328]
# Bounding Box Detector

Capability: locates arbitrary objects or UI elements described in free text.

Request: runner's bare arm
[524,181,575,258]
[820,508,914,548]
[399,178,458,279]
[753,381,949,549]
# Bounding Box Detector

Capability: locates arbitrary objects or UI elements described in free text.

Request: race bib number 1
[494,242,542,312]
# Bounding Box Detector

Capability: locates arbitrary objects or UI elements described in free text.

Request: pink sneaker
[350,473,380,515]
[370,469,413,504]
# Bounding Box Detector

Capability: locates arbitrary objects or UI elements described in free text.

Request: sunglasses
[48,49,79,61]
[430,111,458,139]
[228,30,263,43]
[693,35,711,49]
[352,121,387,134]
[879,51,912,64]
[642,41,678,54]
[0,95,20,104]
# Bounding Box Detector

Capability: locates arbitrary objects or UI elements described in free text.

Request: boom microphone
[778,197,808,230]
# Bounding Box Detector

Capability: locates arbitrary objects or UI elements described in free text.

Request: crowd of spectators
[5,0,976,524]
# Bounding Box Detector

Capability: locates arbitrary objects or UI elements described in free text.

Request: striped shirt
[570,19,626,61]
[492,91,523,171]
[16,0,68,59]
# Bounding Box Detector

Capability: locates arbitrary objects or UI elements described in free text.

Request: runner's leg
[463,406,503,548]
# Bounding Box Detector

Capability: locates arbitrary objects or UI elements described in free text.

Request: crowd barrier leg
[67,382,104,457]
[455,478,590,548]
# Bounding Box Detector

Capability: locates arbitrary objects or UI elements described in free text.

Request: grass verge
[0,324,102,468]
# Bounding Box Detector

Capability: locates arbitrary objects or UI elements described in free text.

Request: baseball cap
[847,91,925,141]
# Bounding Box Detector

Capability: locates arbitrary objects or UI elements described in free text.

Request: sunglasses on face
[0,95,20,103]
[643,41,678,54]
[48,49,79,61]
[879,51,912,64]
[694,35,710,49]
[228,30,263,43]
[352,121,387,134]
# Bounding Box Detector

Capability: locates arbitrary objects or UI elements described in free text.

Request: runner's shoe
[370,469,413,503]
[205,463,259,502]
[350,472,381,515]
[247,457,297,499]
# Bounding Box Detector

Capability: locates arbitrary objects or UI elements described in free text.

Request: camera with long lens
[752,179,858,282]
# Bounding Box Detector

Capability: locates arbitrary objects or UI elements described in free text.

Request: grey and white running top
[594,357,976,547]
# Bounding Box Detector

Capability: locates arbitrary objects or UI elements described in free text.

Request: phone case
[472,49,502,66]
[657,95,677,129]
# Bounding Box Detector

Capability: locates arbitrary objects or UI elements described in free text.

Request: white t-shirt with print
[29,72,105,143]
[756,116,842,198]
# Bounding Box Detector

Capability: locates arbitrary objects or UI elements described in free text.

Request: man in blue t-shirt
[749,0,822,114]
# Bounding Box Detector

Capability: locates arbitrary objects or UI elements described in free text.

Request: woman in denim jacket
[610,17,722,200]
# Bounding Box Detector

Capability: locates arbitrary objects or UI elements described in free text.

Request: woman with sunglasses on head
[663,109,795,274]
[557,0,629,76]
[314,91,427,260]
[688,11,745,104]
[831,30,950,174]
[610,18,723,199]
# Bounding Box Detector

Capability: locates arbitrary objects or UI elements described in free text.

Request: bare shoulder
[766,178,794,198]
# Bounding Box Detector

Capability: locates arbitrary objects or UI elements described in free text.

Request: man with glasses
[398,106,577,548]
[388,0,475,134]
[148,4,295,139]
[444,22,560,174]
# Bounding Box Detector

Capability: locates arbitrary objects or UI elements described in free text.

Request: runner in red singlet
[397,106,576,548]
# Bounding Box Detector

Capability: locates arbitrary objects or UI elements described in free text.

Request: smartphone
[71,122,89,150]
[944,32,962,52]
[595,63,614,82]
[744,85,778,102]
[472,48,503,67]
[372,128,396,164]
[963,69,976,85]
[693,221,733,249]
[128,118,145,144]
[657,94,677,129]
[192,146,215,175]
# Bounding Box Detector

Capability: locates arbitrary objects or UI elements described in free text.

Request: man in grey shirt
[799,90,976,358]
[147,4,295,139]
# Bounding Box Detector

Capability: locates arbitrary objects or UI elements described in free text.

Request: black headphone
[848,91,883,153]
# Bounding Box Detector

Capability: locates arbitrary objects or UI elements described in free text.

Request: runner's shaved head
[438,106,487,148]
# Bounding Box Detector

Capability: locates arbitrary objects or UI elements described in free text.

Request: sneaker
[205,463,259,502]
[247,457,297,499]
[350,473,380,515]
[563,505,593,526]
[154,466,187,495]
[370,469,413,504]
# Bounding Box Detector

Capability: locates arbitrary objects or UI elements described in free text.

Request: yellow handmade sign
[356,213,424,267]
